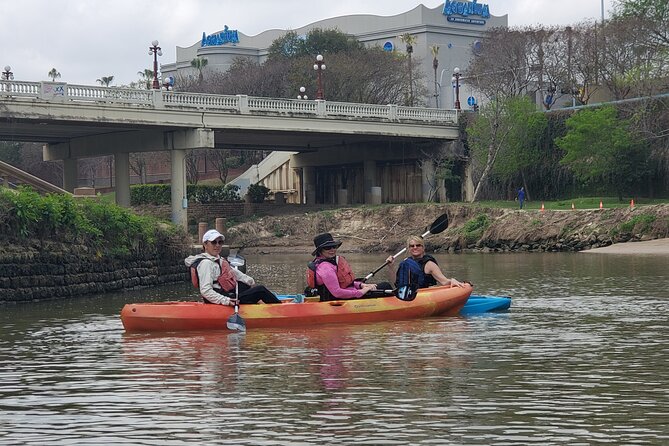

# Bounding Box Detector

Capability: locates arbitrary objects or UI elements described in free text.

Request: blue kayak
[460,295,511,315]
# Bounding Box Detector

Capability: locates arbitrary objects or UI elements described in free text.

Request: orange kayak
[120,284,472,332]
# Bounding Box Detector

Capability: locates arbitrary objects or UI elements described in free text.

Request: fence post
[198,222,208,244]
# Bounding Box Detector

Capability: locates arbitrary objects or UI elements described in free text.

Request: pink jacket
[315,260,363,299]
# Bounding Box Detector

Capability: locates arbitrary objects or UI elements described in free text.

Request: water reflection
[1,252,667,444]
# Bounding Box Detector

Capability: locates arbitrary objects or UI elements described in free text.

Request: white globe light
[316,54,323,61]
[300,86,305,93]
[451,76,456,83]
[4,66,10,72]
[313,64,318,71]
[157,50,163,56]
[152,40,159,47]
[453,67,460,74]
[321,64,326,70]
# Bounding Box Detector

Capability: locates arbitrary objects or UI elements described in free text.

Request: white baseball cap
[202,229,225,243]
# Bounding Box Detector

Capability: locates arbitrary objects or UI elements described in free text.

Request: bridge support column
[170,149,187,228]
[421,159,435,202]
[303,166,316,204]
[114,152,130,207]
[62,158,77,192]
[363,159,378,204]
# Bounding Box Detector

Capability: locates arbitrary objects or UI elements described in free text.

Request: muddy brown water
[1,252,667,445]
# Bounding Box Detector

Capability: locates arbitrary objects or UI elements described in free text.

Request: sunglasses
[409,244,423,248]
[208,240,225,246]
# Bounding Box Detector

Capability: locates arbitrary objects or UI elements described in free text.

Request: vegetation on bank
[130,183,241,206]
[0,186,189,257]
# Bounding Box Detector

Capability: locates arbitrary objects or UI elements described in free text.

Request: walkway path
[583,238,669,254]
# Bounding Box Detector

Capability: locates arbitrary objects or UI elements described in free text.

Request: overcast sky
[2,0,616,86]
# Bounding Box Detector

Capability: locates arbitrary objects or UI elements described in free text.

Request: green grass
[476,196,668,210]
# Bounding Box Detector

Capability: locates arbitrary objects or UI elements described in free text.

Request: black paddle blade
[429,214,449,235]
[227,310,246,332]
[395,283,419,301]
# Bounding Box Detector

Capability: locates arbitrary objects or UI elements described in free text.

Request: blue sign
[443,1,490,25]
[383,41,394,52]
[201,26,240,47]
[467,96,476,106]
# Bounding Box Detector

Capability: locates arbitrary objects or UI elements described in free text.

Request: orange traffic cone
[630,199,635,209]
[540,202,545,212]
[599,200,603,210]
[571,202,575,210]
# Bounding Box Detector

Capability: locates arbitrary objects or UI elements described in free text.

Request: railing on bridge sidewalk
[0,160,69,195]
[0,80,457,125]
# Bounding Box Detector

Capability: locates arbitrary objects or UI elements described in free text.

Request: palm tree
[137,69,154,89]
[96,76,114,87]
[399,33,417,106]
[48,68,61,82]
[190,57,209,83]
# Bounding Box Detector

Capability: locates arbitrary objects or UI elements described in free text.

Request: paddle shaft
[363,227,432,282]
[226,264,246,331]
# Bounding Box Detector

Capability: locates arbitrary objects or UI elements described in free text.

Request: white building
[161,2,508,109]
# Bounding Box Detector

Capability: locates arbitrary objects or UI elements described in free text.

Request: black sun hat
[312,232,342,256]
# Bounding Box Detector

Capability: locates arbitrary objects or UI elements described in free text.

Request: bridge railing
[0,80,457,125]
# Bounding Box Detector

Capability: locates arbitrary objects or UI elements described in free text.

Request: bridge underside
[0,89,463,227]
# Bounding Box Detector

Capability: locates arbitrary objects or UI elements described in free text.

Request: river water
[1,252,668,445]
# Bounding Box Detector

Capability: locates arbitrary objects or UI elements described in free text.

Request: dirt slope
[226,204,669,254]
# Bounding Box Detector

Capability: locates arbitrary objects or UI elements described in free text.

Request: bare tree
[185,150,200,184]
[129,153,148,184]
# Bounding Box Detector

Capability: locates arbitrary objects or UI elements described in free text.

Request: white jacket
[184,253,255,305]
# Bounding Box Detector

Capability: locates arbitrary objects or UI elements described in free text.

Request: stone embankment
[0,242,187,304]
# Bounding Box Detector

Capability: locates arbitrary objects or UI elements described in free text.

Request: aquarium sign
[201,26,239,47]
[443,1,490,25]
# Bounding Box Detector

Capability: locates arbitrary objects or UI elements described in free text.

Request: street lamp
[313,54,326,100]
[148,40,162,90]
[297,86,308,100]
[451,67,461,110]
[2,66,14,81]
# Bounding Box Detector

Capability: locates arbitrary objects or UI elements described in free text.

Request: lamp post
[451,67,461,110]
[297,86,308,100]
[313,54,326,100]
[148,40,162,90]
[2,66,13,81]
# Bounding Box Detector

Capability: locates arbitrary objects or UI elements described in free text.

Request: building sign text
[443,1,490,25]
[201,26,240,47]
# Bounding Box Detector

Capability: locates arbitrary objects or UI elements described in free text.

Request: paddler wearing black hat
[306,232,393,301]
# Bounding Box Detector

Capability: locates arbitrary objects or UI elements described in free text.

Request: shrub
[618,214,656,234]
[246,183,270,203]
[131,184,241,205]
[1,185,188,258]
[462,214,491,244]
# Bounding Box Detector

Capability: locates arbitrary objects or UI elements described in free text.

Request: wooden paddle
[361,213,449,282]
[226,257,246,332]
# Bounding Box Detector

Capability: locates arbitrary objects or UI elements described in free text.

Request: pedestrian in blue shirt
[517,187,525,209]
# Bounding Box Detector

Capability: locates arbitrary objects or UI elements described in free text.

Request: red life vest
[305,255,355,290]
[190,257,237,292]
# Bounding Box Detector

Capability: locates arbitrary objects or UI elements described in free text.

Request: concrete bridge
[0,80,461,226]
